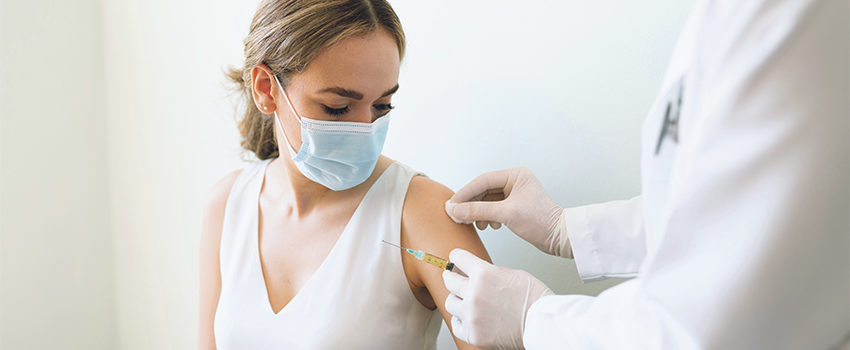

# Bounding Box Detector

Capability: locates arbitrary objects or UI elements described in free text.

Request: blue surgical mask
[271,75,390,191]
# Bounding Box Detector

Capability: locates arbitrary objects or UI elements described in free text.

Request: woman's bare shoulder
[401,175,492,272]
[201,169,243,242]
[205,170,243,215]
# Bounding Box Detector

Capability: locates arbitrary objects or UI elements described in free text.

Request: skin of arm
[198,170,241,350]
[401,175,492,350]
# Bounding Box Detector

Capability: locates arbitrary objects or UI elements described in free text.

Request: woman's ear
[250,64,277,114]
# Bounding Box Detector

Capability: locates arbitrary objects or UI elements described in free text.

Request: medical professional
[441,0,849,348]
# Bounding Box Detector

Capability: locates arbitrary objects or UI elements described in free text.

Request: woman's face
[267,28,401,153]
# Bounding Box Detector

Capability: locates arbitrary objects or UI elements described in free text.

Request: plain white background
[0,0,693,348]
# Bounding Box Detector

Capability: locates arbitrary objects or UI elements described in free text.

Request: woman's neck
[264,155,389,218]
[265,157,339,217]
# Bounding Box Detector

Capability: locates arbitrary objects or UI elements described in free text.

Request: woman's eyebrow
[381,84,399,97]
[319,84,400,100]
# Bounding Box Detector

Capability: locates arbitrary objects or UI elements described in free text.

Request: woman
[198,0,490,349]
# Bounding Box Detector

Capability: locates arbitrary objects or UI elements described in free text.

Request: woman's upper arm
[401,176,491,350]
[198,170,241,350]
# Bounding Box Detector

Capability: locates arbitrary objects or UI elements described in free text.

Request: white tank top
[214,159,442,349]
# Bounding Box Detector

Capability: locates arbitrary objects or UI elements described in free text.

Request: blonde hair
[227,0,406,160]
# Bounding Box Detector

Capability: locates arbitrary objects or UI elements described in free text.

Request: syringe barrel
[422,253,451,270]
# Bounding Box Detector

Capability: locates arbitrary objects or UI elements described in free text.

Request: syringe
[381,240,466,277]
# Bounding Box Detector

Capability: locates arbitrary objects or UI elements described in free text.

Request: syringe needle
[381,240,403,249]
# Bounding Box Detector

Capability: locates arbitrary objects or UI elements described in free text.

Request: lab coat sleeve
[525,0,849,349]
[563,197,646,281]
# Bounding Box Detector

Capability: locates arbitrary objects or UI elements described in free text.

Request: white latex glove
[445,167,572,258]
[443,249,554,350]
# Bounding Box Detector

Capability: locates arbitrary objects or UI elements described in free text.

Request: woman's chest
[257,207,351,313]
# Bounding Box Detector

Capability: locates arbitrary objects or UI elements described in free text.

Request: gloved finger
[449,248,490,277]
[446,200,510,225]
[444,293,464,318]
[450,316,470,345]
[449,169,516,204]
[481,192,506,202]
[442,270,469,298]
[445,201,473,224]
[464,190,506,206]
[489,222,502,230]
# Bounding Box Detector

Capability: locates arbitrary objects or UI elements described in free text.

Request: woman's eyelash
[323,105,350,116]
[322,104,394,116]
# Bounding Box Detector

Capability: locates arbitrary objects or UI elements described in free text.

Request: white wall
[100,0,252,348]
[0,0,115,348]
[2,0,693,349]
[388,2,694,347]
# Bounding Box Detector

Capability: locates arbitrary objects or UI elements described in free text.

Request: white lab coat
[524,0,849,348]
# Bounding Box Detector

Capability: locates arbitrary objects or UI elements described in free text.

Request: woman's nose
[353,107,375,123]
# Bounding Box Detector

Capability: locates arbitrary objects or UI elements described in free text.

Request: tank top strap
[219,159,271,281]
[345,161,425,247]
[380,161,425,242]
[321,160,427,293]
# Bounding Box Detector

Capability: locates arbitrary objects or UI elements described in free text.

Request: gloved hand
[443,249,554,350]
[445,167,572,258]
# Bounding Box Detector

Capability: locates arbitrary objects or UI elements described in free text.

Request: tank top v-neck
[214,159,442,349]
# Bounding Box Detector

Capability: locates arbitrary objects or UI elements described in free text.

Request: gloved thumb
[449,248,490,277]
[445,200,508,225]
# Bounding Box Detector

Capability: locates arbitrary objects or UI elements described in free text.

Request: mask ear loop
[272,74,302,124]
[271,74,302,154]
